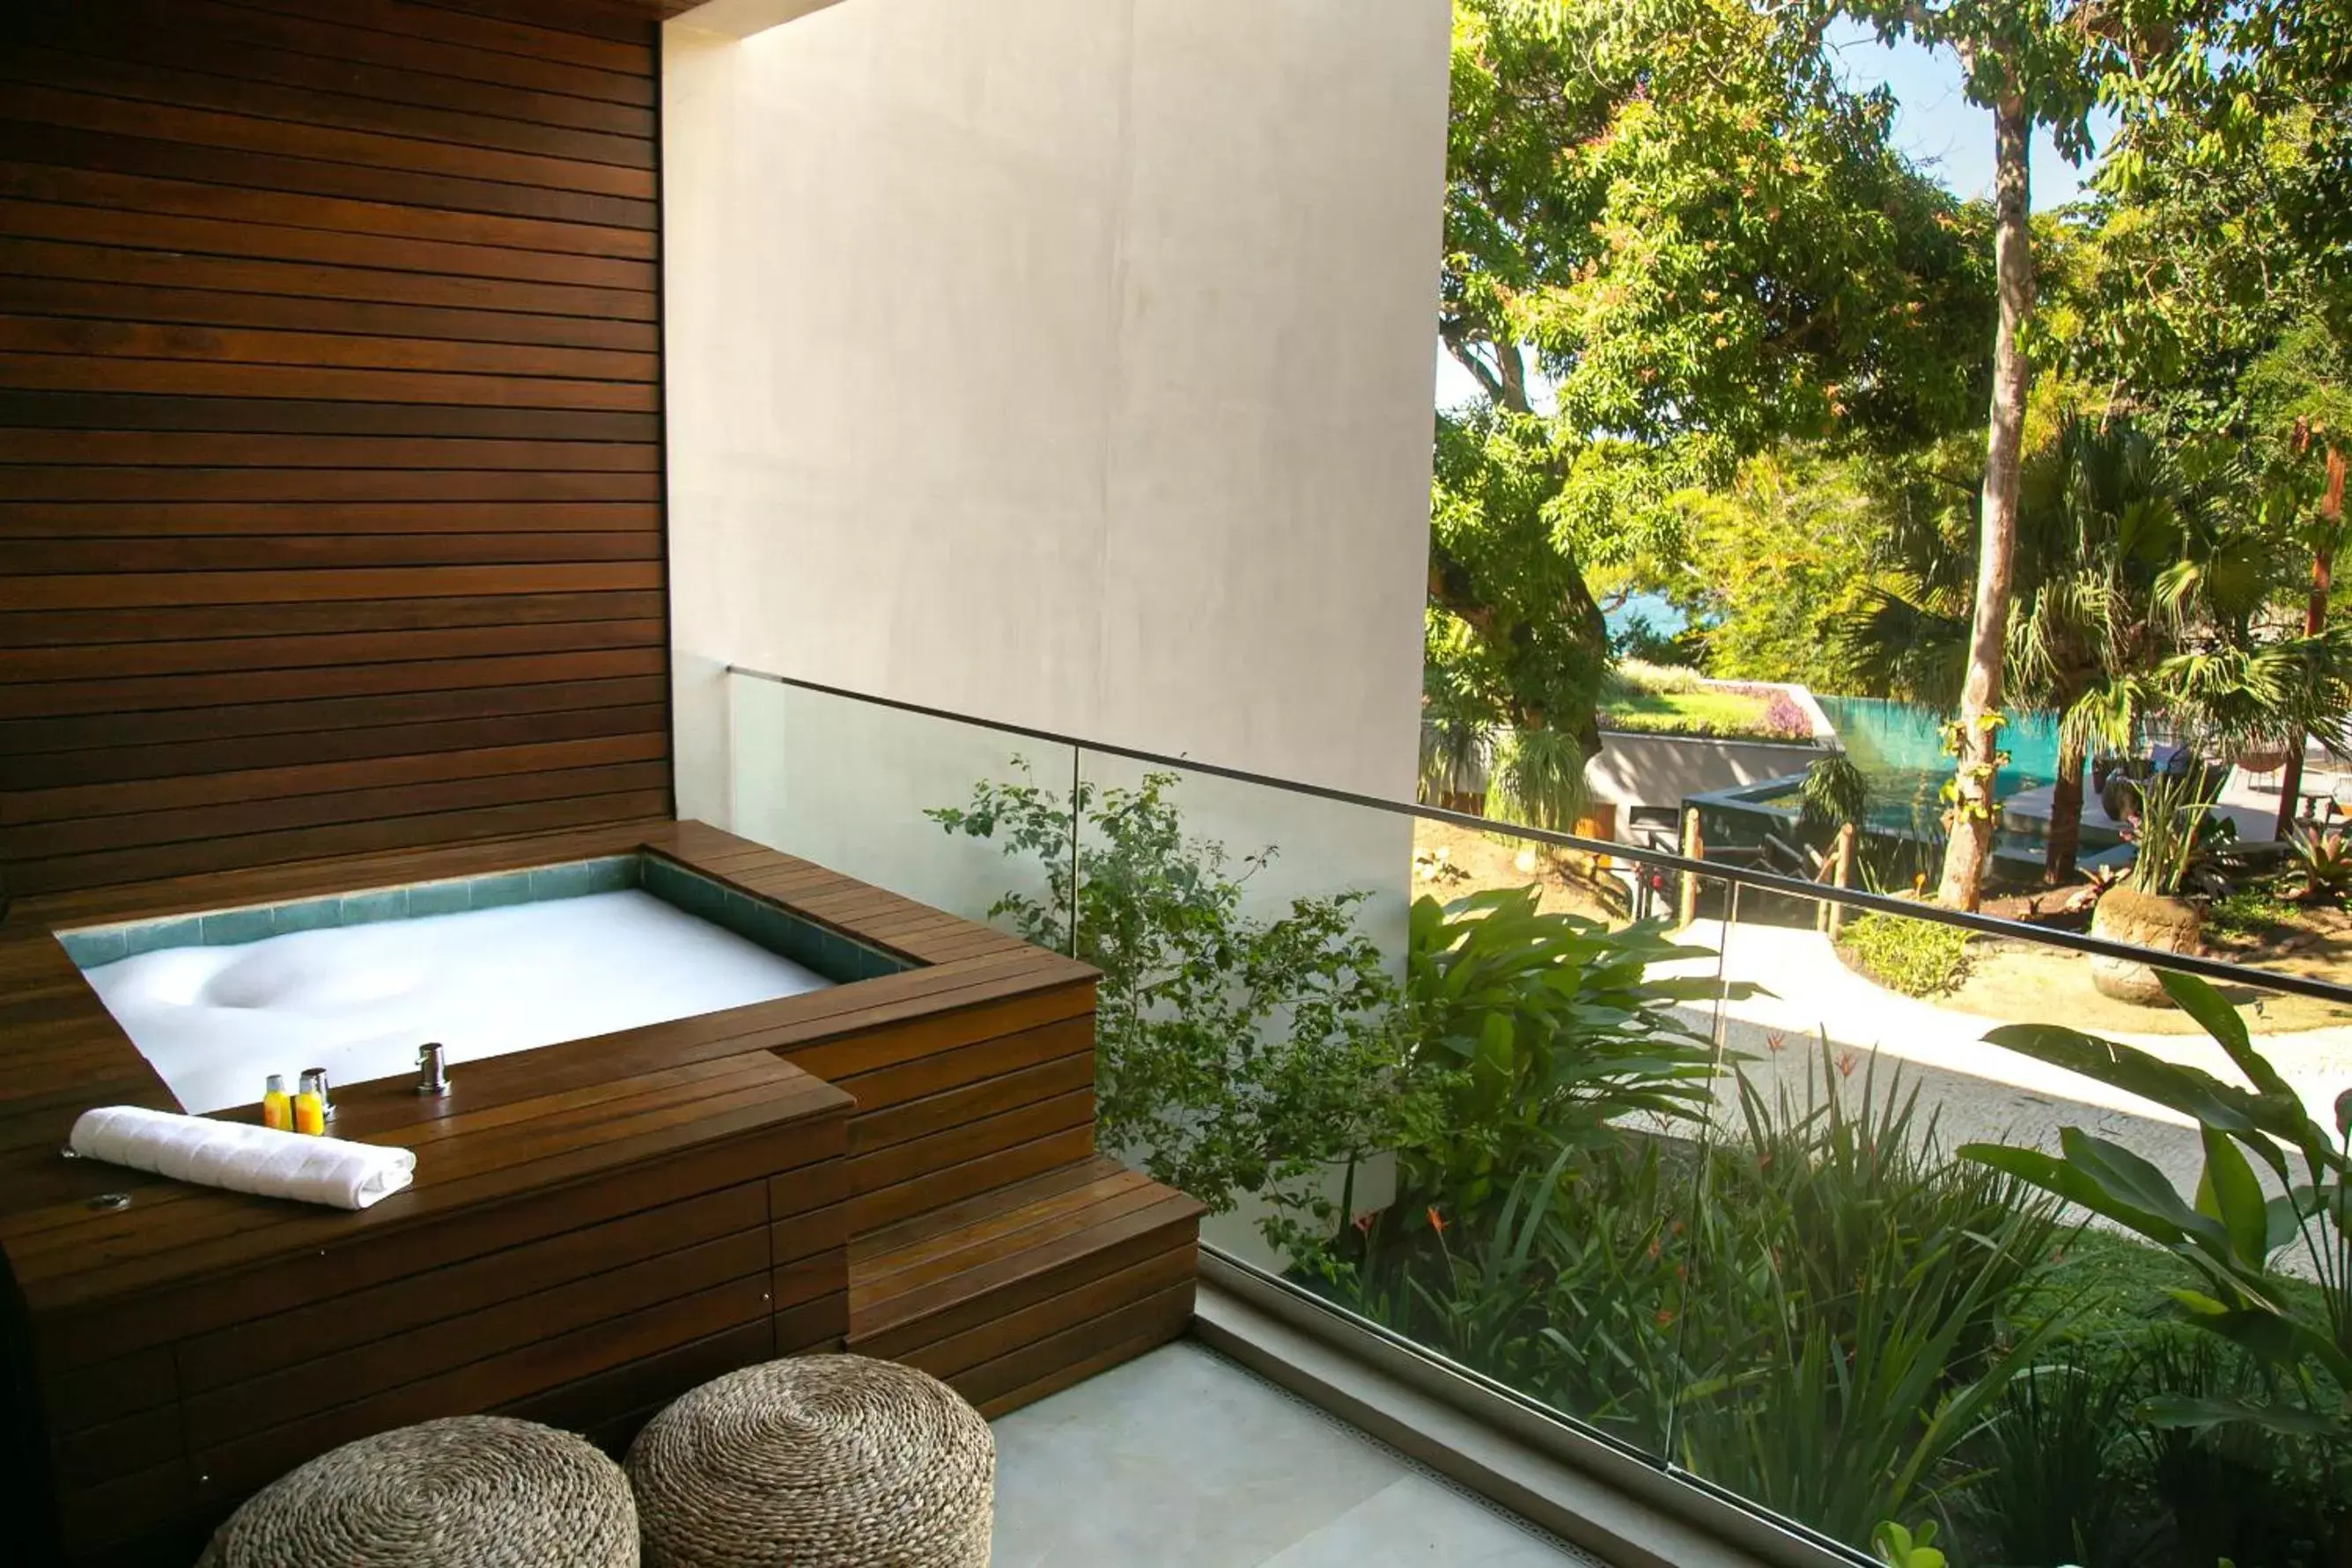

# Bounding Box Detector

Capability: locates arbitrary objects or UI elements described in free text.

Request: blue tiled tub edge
[55,853,915,985]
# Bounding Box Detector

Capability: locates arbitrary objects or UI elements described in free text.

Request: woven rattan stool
[628,1353,995,1567]
[195,1414,637,1568]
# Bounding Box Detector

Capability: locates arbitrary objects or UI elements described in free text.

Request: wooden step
[846,1155,1204,1417]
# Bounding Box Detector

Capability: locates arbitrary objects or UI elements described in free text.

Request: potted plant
[2089,763,2223,1003]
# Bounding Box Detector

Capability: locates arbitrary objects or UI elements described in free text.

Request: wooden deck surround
[0,819,1202,1567]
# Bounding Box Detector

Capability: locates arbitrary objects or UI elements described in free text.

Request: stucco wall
[1583,732,1825,830]
[662,0,1449,825]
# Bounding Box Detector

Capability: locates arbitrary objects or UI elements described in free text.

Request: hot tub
[60,853,909,1115]
[0,822,1113,1567]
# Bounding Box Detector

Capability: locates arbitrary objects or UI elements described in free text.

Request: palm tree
[1844,416,2349,886]
[2003,419,2188,882]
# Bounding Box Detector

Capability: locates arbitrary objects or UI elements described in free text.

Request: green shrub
[929,761,1404,1219]
[1837,910,1972,997]
[1798,751,1870,835]
[1482,725,1588,831]
[1603,659,1709,697]
[2203,877,2301,941]
[1311,1047,2066,1547]
[1398,886,1727,1213]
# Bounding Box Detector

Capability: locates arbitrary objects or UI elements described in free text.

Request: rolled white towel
[68,1105,416,1211]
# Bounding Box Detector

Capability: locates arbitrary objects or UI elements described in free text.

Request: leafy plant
[1955,1358,2149,1568]
[2204,878,2303,943]
[2134,1330,2348,1568]
[1319,1042,2070,1551]
[1604,659,1708,697]
[1483,725,1589,832]
[2120,762,2233,897]
[1800,751,1872,837]
[1870,1520,1945,1568]
[2290,825,2352,906]
[930,762,1404,1220]
[1962,969,2350,1448]
[1668,1049,2067,1543]
[1418,672,1493,806]
[1837,910,1972,998]
[1399,887,1728,1212]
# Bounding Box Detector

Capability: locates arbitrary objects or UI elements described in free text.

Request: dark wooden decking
[0,820,1201,1566]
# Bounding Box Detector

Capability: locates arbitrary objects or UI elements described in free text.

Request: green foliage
[1837,910,1972,998]
[1430,0,1992,763]
[928,762,1404,1219]
[1481,725,1589,832]
[1603,659,1706,697]
[2203,879,2302,942]
[1675,448,1893,689]
[2120,764,2230,897]
[1963,971,2352,1443]
[1667,1054,2065,1542]
[1418,667,1494,806]
[1316,1046,2068,1550]
[1799,752,1872,836]
[1596,663,1814,741]
[1869,1520,1944,1568]
[1427,408,1610,747]
[1398,887,1724,1213]
[2290,825,2352,906]
[1953,1358,2146,1568]
[2134,1331,2352,1568]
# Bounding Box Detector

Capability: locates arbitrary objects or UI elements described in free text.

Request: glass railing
[728,667,2352,1568]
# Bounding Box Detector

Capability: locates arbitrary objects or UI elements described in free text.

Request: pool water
[1810,695,2062,837]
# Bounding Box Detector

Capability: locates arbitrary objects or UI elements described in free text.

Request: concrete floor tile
[988,1342,1599,1568]
[1258,1472,1596,1567]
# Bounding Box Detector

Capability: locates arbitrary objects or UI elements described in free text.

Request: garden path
[1657,919,2352,1207]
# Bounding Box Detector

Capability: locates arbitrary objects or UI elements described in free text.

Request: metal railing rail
[727,664,2352,1009]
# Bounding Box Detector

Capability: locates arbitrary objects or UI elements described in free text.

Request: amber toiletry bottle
[261,1074,291,1132]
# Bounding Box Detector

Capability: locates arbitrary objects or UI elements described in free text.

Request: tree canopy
[1427,0,1990,818]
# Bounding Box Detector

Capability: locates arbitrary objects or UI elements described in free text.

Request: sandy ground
[1410,820,1625,923]
[1921,935,2352,1035]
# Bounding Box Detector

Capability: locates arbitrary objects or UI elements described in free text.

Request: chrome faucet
[417,1042,451,1097]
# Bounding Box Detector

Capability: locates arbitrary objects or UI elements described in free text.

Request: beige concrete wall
[662,0,1449,828]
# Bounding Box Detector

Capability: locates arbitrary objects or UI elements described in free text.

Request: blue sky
[1821,18,2112,210]
[1434,23,2112,410]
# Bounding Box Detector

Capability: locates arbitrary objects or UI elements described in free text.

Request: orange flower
[1655,1308,1676,1328]
[1835,1049,1858,1079]
[1764,1029,1786,1054]
[1427,1205,1448,1236]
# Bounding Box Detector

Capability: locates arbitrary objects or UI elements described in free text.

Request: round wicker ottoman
[627,1354,995,1568]
[195,1415,637,1568]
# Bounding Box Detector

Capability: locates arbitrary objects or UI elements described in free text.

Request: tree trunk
[2273,441,2344,840]
[2044,747,2084,886]
[1938,88,2033,912]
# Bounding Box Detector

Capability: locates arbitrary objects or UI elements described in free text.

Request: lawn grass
[1601,687,1797,740]
[2204,875,2304,943]
[2025,1224,2334,1344]
[2025,1226,2198,1336]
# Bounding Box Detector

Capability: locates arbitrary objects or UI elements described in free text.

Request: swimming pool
[1810,695,2063,837]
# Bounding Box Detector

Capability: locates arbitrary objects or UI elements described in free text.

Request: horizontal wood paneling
[0,0,667,896]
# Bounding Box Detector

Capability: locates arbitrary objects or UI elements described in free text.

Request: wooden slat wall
[0,0,671,899]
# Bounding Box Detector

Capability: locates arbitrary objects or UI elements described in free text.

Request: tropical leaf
[2137,1392,2346,1439]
